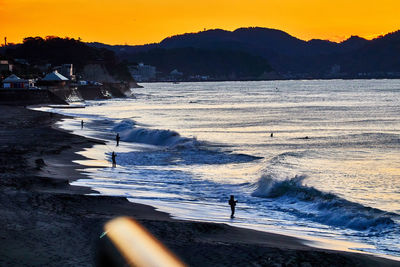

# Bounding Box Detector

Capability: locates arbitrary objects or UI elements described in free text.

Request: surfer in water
[229,195,238,218]
[81,120,84,129]
[116,133,120,146]
[270,132,273,137]
[111,152,117,168]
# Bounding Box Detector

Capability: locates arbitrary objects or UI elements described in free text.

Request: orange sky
[1,0,399,45]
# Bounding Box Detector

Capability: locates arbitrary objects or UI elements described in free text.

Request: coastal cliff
[49,82,135,103]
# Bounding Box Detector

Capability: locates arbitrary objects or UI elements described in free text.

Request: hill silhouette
[90,27,400,79]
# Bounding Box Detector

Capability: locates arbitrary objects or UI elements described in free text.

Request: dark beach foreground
[0,105,398,267]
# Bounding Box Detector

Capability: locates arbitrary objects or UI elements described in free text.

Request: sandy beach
[0,105,399,266]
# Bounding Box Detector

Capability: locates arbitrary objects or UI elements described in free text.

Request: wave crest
[112,119,199,148]
[252,175,396,231]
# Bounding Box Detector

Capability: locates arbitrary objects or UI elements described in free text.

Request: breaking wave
[112,119,200,148]
[252,175,397,232]
[112,120,262,165]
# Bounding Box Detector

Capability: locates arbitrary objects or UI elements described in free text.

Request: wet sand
[0,105,398,266]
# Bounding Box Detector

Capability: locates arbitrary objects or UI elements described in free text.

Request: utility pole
[4,37,7,47]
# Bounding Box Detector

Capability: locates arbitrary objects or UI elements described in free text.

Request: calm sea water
[38,80,400,258]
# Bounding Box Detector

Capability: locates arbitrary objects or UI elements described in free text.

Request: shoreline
[0,105,399,266]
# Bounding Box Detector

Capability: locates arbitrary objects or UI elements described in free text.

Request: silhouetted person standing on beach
[116,133,120,146]
[229,195,238,218]
[111,152,117,168]
[81,120,84,129]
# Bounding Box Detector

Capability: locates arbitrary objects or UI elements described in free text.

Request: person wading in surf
[111,152,117,168]
[116,133,120,146]
[229,195,238,218]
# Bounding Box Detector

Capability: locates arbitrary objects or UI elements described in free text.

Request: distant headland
[88,27,400,81]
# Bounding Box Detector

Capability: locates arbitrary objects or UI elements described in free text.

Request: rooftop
[3,74,28,83]
[42,71,69,81]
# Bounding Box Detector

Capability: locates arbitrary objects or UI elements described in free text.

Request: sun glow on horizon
[1,0,399,45]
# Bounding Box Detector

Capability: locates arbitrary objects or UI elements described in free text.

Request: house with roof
[37,70,69,89]
[1,74,35,89]
[129,63,156,82]
[53,64,75,80]
[42,70,69,82]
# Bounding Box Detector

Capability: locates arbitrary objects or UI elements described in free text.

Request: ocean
[36,80,400,258]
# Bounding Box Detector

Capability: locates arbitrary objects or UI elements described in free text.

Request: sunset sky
[1,0,399,45]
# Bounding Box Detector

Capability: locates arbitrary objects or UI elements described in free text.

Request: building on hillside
[53,64,75,80]
[169,69,183,81]
[129,63,156,82]
[37,70,69,89]
[0,60,13,73]
[1,74,35,89]
[43,70,69,82]
[189,75,210,81]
